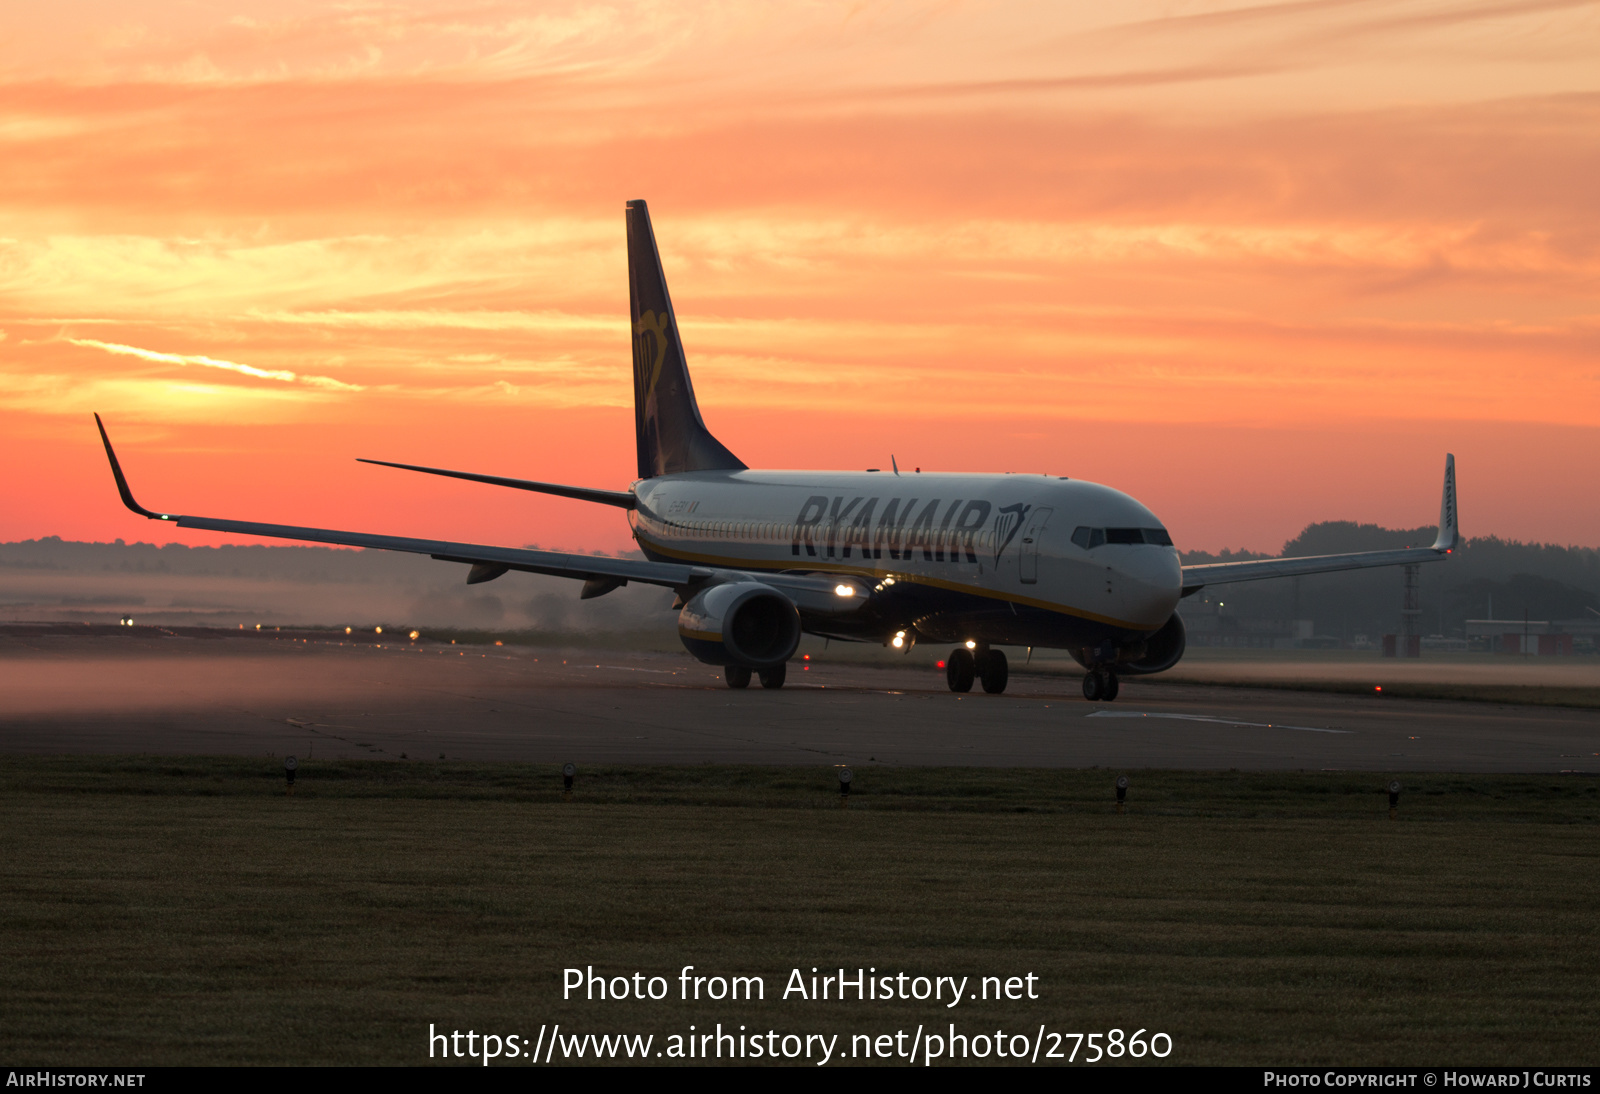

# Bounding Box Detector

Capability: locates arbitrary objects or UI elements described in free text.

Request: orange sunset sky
[2,0,1596,556]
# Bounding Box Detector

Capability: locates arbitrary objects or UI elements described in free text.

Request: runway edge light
[1388,780,1401,819]
[838,766,853,805]
[563,762,576,800]
[285,756,297,796]
[1116,774,1129,813]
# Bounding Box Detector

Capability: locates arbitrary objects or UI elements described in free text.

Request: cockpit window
[1072,526,1173,548]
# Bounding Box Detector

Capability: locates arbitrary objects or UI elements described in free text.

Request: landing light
[965,640,976,650]
[834,584,855,597]
[891,634,905,649]
[344,626,352,635]
[409,630,420,640]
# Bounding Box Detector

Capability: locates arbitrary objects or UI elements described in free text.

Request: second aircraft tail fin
[626,199,746,481]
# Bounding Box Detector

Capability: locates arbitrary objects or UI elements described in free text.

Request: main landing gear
[945,647,1009,694]
[725,663,788,689]
[1082,670,1119,702]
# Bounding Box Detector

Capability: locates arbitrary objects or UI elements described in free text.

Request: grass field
[3,758,1597,1066]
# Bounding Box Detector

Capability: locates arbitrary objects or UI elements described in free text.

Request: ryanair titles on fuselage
[642,491,1030,565]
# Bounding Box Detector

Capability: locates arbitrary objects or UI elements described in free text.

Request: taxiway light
[285,755,298,795]
[834,584,855,597]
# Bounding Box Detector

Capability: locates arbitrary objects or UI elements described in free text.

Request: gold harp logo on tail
[633,310,672,399]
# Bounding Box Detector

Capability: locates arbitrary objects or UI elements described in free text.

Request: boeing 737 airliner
[96,200,1459,701]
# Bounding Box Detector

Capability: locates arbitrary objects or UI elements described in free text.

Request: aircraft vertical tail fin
[626,199,746,480]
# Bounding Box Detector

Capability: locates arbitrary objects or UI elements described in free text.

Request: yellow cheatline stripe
[680,628,722,642]
[633,532,1153,631]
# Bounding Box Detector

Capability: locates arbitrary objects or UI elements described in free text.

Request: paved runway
[1,633,1595,772]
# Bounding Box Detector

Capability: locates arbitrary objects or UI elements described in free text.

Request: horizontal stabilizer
[358,459,636,509]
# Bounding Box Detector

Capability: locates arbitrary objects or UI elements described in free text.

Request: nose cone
[1112,545,1183,629]
[1073,482,1181,628]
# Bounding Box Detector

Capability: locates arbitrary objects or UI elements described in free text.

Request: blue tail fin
[626,199,745,480]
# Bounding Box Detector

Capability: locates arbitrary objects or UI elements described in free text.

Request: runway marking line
[1087,710,1351,734]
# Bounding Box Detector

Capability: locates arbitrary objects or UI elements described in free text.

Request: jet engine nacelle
[1117,612,1186,676]
[678,581,802,668]
[1070,612,1187,675]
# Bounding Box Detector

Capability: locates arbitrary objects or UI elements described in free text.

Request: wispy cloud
[65,338,362,391]
[247,308,620,333]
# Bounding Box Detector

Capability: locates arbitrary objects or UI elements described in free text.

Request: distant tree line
[3,529,1596,641]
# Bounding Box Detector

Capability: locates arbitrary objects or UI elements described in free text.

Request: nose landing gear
[1082,670,1119,702]
[730,662,787,689]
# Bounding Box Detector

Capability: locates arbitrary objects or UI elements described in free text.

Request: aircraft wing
[94,415,713,593]
[1180,454,1459,595]
[94,415,865,606]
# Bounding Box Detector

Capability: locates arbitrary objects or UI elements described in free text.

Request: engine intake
[678,582,802,668]
[1118,612,1187,676]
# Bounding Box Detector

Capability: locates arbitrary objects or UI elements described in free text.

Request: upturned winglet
[94,414,172,521]
[1430,453,1459,552]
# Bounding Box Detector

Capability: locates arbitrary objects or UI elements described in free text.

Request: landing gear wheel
[725,665,752,689]
[979,649,1009,694]
[1082,672,1103,702]
[946,649,976,693]
[1102,671,1120,701]
[759,663,787,689]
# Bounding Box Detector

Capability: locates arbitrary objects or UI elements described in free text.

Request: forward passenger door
[1019,507,1053,584]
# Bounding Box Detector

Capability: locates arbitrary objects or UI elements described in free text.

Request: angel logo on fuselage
[992,503,1031,563]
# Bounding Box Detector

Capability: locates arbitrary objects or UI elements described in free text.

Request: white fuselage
[630,470,1182,649]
